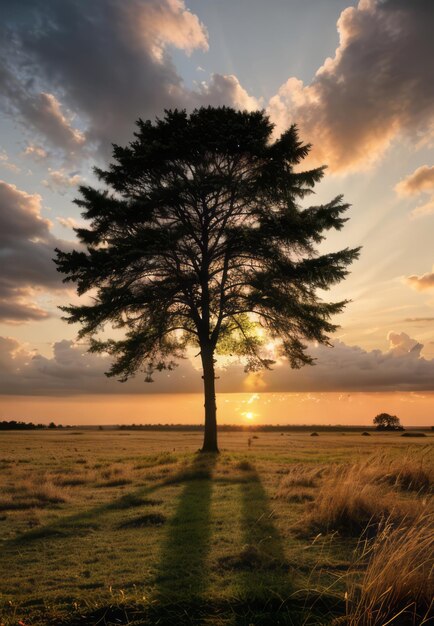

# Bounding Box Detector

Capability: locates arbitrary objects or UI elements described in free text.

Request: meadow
[0,429,432,625]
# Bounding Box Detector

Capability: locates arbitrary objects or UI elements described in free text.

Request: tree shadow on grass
[6,457,345,626]
[222,466,293,622]
[5,456,210,545]
[4,454,219,626]
[234,466,345,625]
[4,483,169,545]
[216,466,340,625]
[153,452,217,605]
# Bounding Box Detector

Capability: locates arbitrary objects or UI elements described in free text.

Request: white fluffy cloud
[268,0,434,172]
[123,0,209,60]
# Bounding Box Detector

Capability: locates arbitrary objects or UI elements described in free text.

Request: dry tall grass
[373,450,433,493]
[342,513,433,625]
[301,450,432,535]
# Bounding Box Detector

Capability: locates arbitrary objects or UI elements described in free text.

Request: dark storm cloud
[269,0,434,172]
[0,181,71,323]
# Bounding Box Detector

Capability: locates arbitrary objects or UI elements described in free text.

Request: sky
[1,0,434,426]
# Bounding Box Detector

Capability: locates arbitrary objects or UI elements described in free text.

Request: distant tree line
[0,420,64,430]
[117,424,378,433]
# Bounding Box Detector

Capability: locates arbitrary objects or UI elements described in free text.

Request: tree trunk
[200,346,219,452]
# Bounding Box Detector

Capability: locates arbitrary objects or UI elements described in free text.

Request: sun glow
[243,411,255,420]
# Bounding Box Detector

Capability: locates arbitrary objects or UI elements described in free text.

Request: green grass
[0,430,432,625]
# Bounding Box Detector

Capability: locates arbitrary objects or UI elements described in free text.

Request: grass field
[0,430,432,625]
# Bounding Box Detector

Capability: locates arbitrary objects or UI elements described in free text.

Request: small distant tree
[373,413,403,431]
[48,421,56,429]
[55,107,360,453]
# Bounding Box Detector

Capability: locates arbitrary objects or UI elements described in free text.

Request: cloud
[0,1,205,157]
[2,0,432,171]
[2,331,434,395]
[239,331,434,393]
[395,165,434,217]
[411,199,434,218]
[386,331,422,357]
[395,165,434,196]
[0,62,86,156]
[0,151,21,174]
[194,74,260,111]
[43,168,82,193]
[268,0,434,172]
[24,144,48,161]
[0,1,260,160]
[0,181,71,323]
[403,317,434,324]
[26,92,85,152]
[56,216,82,230]
[406,266,434,292]
[122,0,209,61]
[0,337,204,395]
[217,331,434,393]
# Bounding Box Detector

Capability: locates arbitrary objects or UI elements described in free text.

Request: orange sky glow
[1,392,433,427]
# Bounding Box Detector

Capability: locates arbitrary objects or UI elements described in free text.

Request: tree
[373,413,403,431]
[55,107,360,452]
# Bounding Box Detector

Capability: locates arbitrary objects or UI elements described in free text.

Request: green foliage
[55,106,360,383]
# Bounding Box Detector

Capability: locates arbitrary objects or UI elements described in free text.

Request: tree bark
[200,346,219,452]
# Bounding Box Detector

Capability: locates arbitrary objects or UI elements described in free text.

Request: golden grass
[301,451,432,535]
[0,430,432,626]
[277,463,325,490]
[342,513,434,625]
[0,475,69,511]
[372,450,433,493]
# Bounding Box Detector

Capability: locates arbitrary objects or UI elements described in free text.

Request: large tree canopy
[55,107,360,451]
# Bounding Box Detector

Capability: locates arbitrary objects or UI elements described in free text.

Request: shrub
[235,460,253,471]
